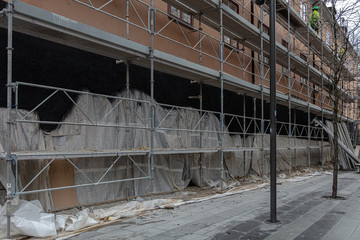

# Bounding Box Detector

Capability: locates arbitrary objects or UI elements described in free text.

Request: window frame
[282,39,289,49]
[314,84,319,92]
[258,53,269,66]
[300,52,307,62]
[223,35,239,49]
[258,22,270,35]
[282,66,289,75]
[168,5,194,26]
[300,76,307,85]
[300,1,307,21]
[222,0,239,13]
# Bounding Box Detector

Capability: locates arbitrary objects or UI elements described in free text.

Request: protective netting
[0,89,331,210]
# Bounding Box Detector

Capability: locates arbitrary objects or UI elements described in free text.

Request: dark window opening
[300,52,307,62]
[282,39,289,49]
[222,0,239,13]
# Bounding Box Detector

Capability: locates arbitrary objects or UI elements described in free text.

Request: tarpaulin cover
[0,89,331,210]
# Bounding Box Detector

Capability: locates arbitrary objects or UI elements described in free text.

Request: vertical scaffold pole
[306,0,311,169]
[293,33,297,169]
[199,13,202,65]
[6,0,14,238]
[260,5,265,180]
[243,94,246,179]
[219,2,225,190]
[149,0,155,193]
[287,0,292,175]
[320,5,324,165]
[253,98,256,138]
[126,60,130,200]
[126,0,129,40]
[199,82,203,187]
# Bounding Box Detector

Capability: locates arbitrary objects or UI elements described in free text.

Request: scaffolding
[0,0,359,237]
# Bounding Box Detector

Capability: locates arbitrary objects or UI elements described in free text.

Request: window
[300,77,307,84]
[258,22,270,35]
[168,5,193,26]
[258,54,269,65]
[182,12,191,24]
[314,85,319,92]
[222,0,239,13]
[300,52,307,62]
[326,31,331,46]
[224,35,238,48]
[282,66,289,75]
[170,5,180,18]
[282,39,289,49]
[300,1,307,21]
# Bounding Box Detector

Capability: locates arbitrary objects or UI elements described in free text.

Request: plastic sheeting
[92,198,182,221]
[0,89,331,210]
[0,200,56,238]
[0,198,184,238]
[0,110,53,210]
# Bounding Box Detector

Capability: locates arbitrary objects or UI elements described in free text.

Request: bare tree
[324,0,360,198]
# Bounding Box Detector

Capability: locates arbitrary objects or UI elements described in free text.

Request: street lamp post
[255,0,278,223]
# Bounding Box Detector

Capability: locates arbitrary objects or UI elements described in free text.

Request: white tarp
[0,110,52,210]
[0,200,56,238]
[0,89,331,210]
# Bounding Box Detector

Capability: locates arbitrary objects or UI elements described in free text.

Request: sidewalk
[67,171,360,240]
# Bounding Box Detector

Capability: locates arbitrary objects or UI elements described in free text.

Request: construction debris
[312,118,360,169]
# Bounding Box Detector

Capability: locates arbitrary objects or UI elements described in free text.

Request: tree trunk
[332,91,339,198]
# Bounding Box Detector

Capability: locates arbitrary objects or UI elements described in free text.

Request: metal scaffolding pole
[6,0,14,237]
[126,0,129,40]
[149,0,155,194]
[294,108,297,168]
[199,82,203,187]
[320,5,324,165]
[126,60,131,200]
[287,0,292,175]
[254,97,256,137]
[306,0,311,169]
[260,5,265,180]
[243,94,246,179]
[220,2,225,190]
[199,13,202,65]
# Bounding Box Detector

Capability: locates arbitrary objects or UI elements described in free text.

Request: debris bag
[0,200,56,238]
[65,208,98,232]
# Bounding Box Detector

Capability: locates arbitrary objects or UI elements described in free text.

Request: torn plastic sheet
[0,200,56,238]
[64,208,98,232]
[92,198,183,221]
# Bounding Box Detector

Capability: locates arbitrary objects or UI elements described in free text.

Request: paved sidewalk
[68,171,360,240]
